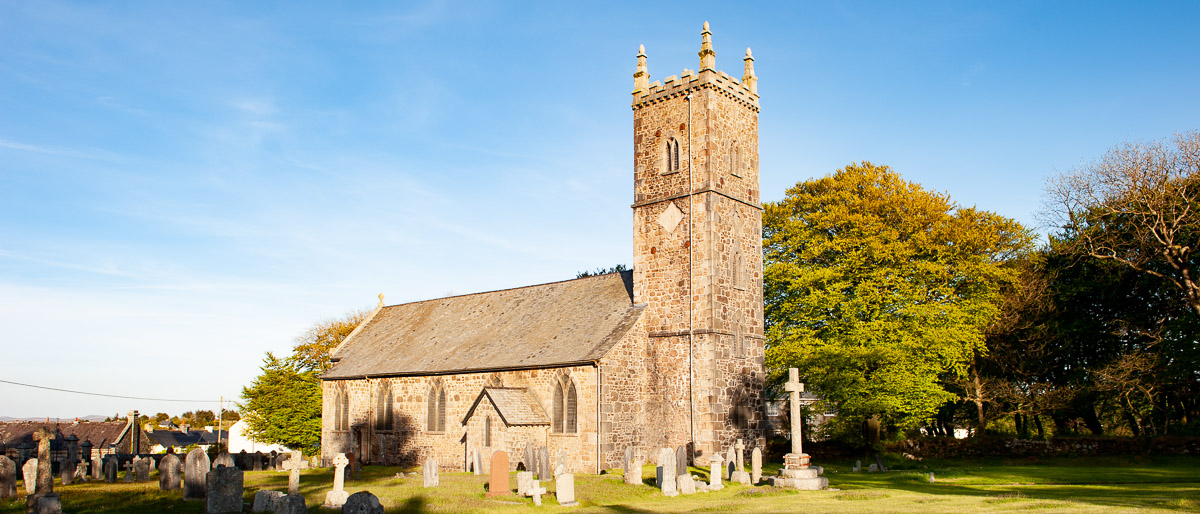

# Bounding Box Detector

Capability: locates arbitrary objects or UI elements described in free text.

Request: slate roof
[323,271,644,379]
[461,387,551,427]
[146,429,226,448]
[0,421,152,454]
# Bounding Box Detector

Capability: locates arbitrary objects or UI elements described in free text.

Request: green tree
[291,309,369,372]
[764,162,1033,442]
[238,352,323,452]
[576,264,629,278]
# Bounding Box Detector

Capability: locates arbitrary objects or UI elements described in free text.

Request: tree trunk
[971,361,986,433]
[1033,415,1044,439]
[1015,413,1027,439]
[1082,405,1104,435]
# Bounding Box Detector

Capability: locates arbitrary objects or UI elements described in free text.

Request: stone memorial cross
[784,368,805,457]
[323,453,350,508]
[281,451,303,495]
[33,427,54,494]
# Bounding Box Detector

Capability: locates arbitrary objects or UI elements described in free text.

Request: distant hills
[0,415,110,422]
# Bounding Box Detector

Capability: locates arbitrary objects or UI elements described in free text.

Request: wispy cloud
[0,137,121,161]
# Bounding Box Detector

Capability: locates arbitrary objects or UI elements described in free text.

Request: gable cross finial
[633,44,649,94]
[743,47,757,94]
[699,21,715,72]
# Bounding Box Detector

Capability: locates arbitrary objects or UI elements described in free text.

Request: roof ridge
[378,269,633,309]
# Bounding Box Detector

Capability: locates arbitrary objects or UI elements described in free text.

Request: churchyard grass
[1,455,1196,512]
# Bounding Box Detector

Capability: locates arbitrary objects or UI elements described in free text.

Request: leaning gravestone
[751,448,762,485]
[22,459,38,494]
[184,447,211,500]
[525,479,547,506]
[252,490,283,512]
[486,451,509,497]
[623,447,641,485]
[538,446,551,481]
[323,453,349,509]
[159,453,182,491]
[423,457,439,487]
[472,449,483,476]
[0,455,15,499]
[658,448,678,497]
[556,472,577,506]
[678,473,697,495]
[675,446,688,478]
[343,491,383,514]
[212,452,235,471]
[205,465,243,514]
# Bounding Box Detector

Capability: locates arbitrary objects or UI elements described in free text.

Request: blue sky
[2,1,1198,418]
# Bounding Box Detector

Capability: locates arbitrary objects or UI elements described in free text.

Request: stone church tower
[631,22,766,458]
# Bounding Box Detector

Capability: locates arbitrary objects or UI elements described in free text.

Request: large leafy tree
[764,162,1033,440]
[239,308,369,451]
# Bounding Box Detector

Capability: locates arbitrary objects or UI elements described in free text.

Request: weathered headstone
[134,456,151,482]
[853,459,862,472]
[281,451,303,495]
[275,494,308,514]
[73,460,88,483]
[147,455,157,472]
[343,491,384,514]
[523,443,536,476]
[205,465,243,514]
[0,455,15,499]
[123,460,135,482]
[472,449,483,476]
[159,453,182,491]
[555,449,569,474]
[555,472,577,506]
[91,456,102,480]
[525,479,547,506]
[102,456,117,483]
[751,448,762,484]
[675,446,688,477]
[423,457,439,487]
[731,439,751,485]
[538,446,551,481]
[486,451,510,497]
[237,450,249,471]
[253,452,263,471]
[184,447,211,500]
[725,447,736,480]
[677,473,697,495]
[769,368,828,490]
[252,489,283,512]
[22,459,37,494]
[60,458,74,486]
[516,471,533,496]
[344,452,356,479]
[269,451,278,471]
[28,428,61,513]
[322,453,349,509]
[623,447,641,485]
[707,453,724,491]
[657,448,678,497]
[212,451,235,471]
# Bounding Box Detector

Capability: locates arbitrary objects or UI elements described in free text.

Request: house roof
[322,271,643,379]
[0,421,149,453]
[461,387,550,427]
[147,429,228,448]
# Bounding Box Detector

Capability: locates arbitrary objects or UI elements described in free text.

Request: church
[320,23,765,474]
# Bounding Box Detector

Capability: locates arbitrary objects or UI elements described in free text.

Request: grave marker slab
[102,457,117,484]
[675,446,688,478]
[212,452,235,471]
[184,447,211,500]
[516,471,533,496]
[486,451,510,497]
[423,457,439,487]
[253,452,263,472]
[677,473,697,495]
[707,453,724,491]
[252,490,282,512]
[205,465,243,514]
[472,449,483,476]
[343,491,384,514]
[22,459,37,494]
[555,472,577,506]
[159,453,181,491]
[91,456,102,480]
[275,494,307,514]
[623,447,641,485]
[538,446,551,481]
[0,455,15,499]
[751,448,762,484]
[134,456,151,482]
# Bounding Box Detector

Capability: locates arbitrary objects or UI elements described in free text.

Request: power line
[0,379,223,403]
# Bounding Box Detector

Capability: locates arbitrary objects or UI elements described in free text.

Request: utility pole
[218,395,223,448]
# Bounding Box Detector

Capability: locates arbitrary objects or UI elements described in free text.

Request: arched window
[552,374,579,434]
[427,380,446,432]
[335,385,350,431]
[484,416,492,447]
[663,138,681,174]
[729,141,742,177]
[374,382,393,430]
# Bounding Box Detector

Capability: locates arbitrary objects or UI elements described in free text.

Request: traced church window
[663,138,681,174]
[484,416,492,447]
[374,382,394,431]
[335,386,350,431]
[552,374,579,434]
[427,380,447,432]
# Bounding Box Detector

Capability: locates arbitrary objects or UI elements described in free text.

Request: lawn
[2,455,1197,512]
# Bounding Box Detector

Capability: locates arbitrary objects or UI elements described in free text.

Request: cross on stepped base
[772,367,828,490]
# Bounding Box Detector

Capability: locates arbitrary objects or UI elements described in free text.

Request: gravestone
[675,446,688,478]
[252,490,283,512]
[322,453,349,509]
[205,465,243,514]
[345,452,357,479]
[538,446,551,481]
[269,451,278,471]
[123,460,135,482]
[677,473,696,495]
[79,440,93,476]
[556,449,569,474]
[253,452,263,471]
[147,455,157,472]
[22,459,37,494]
[524,479,547,506]
[486,451,509,497]
[275,494,307,514]
[523,443,536,476]
[707,453,724,491]
[0,455,15,499]
[28,428,61,513]
[343,491,384,514]
[555,472,577,506]
[853,460,861,472]
[60,458,74,486]
[751,448,762,484]
[472,449,483,476]
[725,447,736,480]
[102,456,117,483]
[184,447,211,500]
[212,452,235,471]
[516,471,533,496]
[623,447,640,485]
[91,456,102,480]
[237,450,249,471]
[134,456,151,482]
[423,457,439,487]
[769,368,828,490]
[731,439,751,485]
[657,448,678,497]
[281,451,303,495]
[73,461,88,483]
[159,453,182,491]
